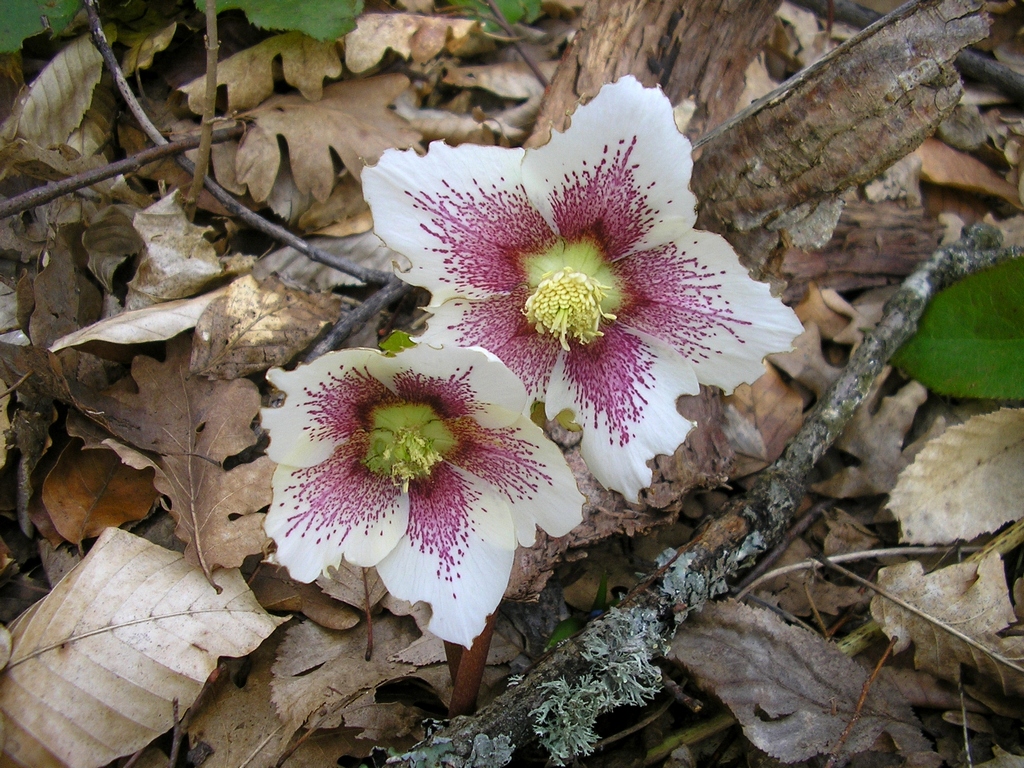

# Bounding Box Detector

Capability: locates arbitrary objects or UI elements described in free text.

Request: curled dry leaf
[0,527,284,768]
[234,75,420,201]
[120,21,177,76]
[316,562,388,611]
[915,137,1024,209]
[722,364,804,479]
[190,275,342,379]
[888,408,1024,545]
[872,553,1024,697]
[180,31,341,114]
[249,565,361,631]
[343,14,487,74]
[670,600,932,764]
[81,205,144,293]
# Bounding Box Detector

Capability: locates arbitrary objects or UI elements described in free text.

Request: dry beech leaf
[249,565,361,631]
[316,562,388,611]
[107,336,272,579]
[915,137,1023,209]
[41,438,158,548]
[976,746,1024,768]
[15,35,103,149]
[343,14,486,74]
[670,600,932,764]
[82,205,144,293]
[722,364,804,478]
[769,322,843,399]
[234,75,420,201]
[180,31,340,114]
[120,21,177,76]
[443,61,556,101]
[126,192,226,310]
[872,553,1024,697]
[190,275,342,379]
[888,408,1024,545]
[270,616,418,738]
[0,527,283,768]
[793,283,857,341]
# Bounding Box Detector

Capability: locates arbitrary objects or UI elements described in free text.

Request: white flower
[262,344,584,647]
[362,76,803,501]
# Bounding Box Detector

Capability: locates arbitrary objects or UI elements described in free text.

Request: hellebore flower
[261,344,584,647]
[362,76,803,502]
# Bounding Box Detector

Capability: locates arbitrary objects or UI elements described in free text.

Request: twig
[362,567,374,662]
[824,635,898,768]
[480,0,549,89]
[305,279,413,361]
[791,0,1024,106]
[167,699,182,768]
[185,0,220,217]
[81,0,394,286]
[0,127,243,222]
[660,669,703,712]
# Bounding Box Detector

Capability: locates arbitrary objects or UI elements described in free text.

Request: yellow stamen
[524,267,617,350]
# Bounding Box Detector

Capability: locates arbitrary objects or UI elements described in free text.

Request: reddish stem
[444,611,498,717]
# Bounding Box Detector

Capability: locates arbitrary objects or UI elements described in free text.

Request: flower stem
[445,611,498,716]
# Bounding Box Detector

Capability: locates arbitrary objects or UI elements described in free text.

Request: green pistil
[364,403,454,491]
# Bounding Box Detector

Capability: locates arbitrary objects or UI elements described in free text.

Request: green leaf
[894,256,1024,399]
[1,0,81,53]
[379,330,415,354]
[196,0,361,40]
[449,0,541,28]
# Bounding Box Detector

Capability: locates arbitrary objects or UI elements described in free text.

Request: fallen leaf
[316,562,388,611]
[81,205,144,293]
[769,322,843,399]
[0,527,283,768]
[976,746,1024,768]
[670,600,932,763]
[190,275,341,379]
[442,61,555,101]
[41,438,158,548]
[29,236,81,348]
[872,553,1024,697]
[888,408,1024,545]
[234,74,420,200]
[250,565,361,631]
[915,137,1023,209]
[722,365,804,478]
[343,14,486,74]
[180,31,341,114]
[754,538,866,617]
[120,21,178,76]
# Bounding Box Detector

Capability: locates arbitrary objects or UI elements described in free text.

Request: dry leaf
[443,61,555,101]
[872,553,1024,697]
[180,32,341,114]
[670,600,931,763]
[769,323,843,399]
[0,527,283,768]
[343,14,486,74]
[250,565,361,631]
[915,137,1023,209]
[754,538,865,617]
[234,75,420,201]
[29,239,80,348]
[722,365,804,478]
[316,562,388,611]
[41,438,158,548]
[81,205,144,293]
[190,275,342,379]
[888,408,1024,545]
[120,22,177,76]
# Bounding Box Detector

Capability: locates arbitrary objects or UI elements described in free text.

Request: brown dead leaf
[343,14,488,74]
[316,562,388,611]
[41,438,158,548]
[769,323,843,399]
[190,275,341,379]
[821,506,879,556]
[250,565,360,631]
[872,553,1024,697]
[915,137,1023,209]
[754,538,866,617]
[888,408,1024,545]
[233,75,420,202]
[670,600,932,763]
[793,283,856,341]
[30,236,81,348]
[180,32,341,114]
[722,365,804,478]
[82,205,144,293]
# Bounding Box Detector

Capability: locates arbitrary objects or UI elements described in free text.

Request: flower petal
[614,231,804,393]
[376,463,516,647]
[521,76,697,260]
[545,326,698,502]
[446,410,584,546]
[362,142,556,305]
[416,289,560,406]
[265,440,409,581]
[263,348,397,468]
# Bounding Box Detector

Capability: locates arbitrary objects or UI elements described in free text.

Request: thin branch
[480,0,549,89]
[0,126,243,221]
[305,279,413,361]
[185,0,220,217]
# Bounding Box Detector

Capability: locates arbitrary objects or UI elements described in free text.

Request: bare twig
[305,279,413,361]
[0,126,243,222]
[184,0,220,217]
[480,0,549,88]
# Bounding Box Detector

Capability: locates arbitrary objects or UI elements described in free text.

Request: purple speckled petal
[377,462,516,647]
[266,439,409,581]
[446,409,584,546]
[522,77,697,260]
[362,142,556,305]
[545,326,698,502]
[416,289,561,407]
[263,348,399,468]
[614,230,804,394]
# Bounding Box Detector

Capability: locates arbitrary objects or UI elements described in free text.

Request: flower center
[364,403,455,491]
[523,239,619,351]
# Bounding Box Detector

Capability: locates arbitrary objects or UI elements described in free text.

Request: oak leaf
[343,14,487,74]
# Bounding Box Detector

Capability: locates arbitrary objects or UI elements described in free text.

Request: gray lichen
[532,606,666,764]
[390,734,514,768]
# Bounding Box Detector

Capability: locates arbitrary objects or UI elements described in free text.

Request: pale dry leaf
[82,205,144,293]
[234,75,420,201]
[343,14,484,74]
[15,35,103,149]
[126,192,226,309]
[0,282,17,336]
[316,562,388,611]
[722,364,804,478]
[888,408,1024,545]
[914,137,1024,209]
[270,616,418,737]
[50,287,228,353]
[180,32,340,114]
[769,322,843,399]
[976,746,1024,768]
[0,527,283,768]
[793,283,856,341]
[670,600,931,763]
[190,275,342,379]
[871,552,1024,697]
[249,566,361,631]
[254,231,408,290]
[67,80,116,159]
[442,61,556,101]
[121,22,178,76]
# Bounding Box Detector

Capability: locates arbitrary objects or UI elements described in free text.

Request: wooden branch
[184,0,220,217]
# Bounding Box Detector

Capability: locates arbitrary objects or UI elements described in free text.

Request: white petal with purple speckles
[376,463,516,647]
[614,230,805,393]
[266,445,409,580]
[362,142,555,305]
[546,326,698,502]
[521,77,697,261]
